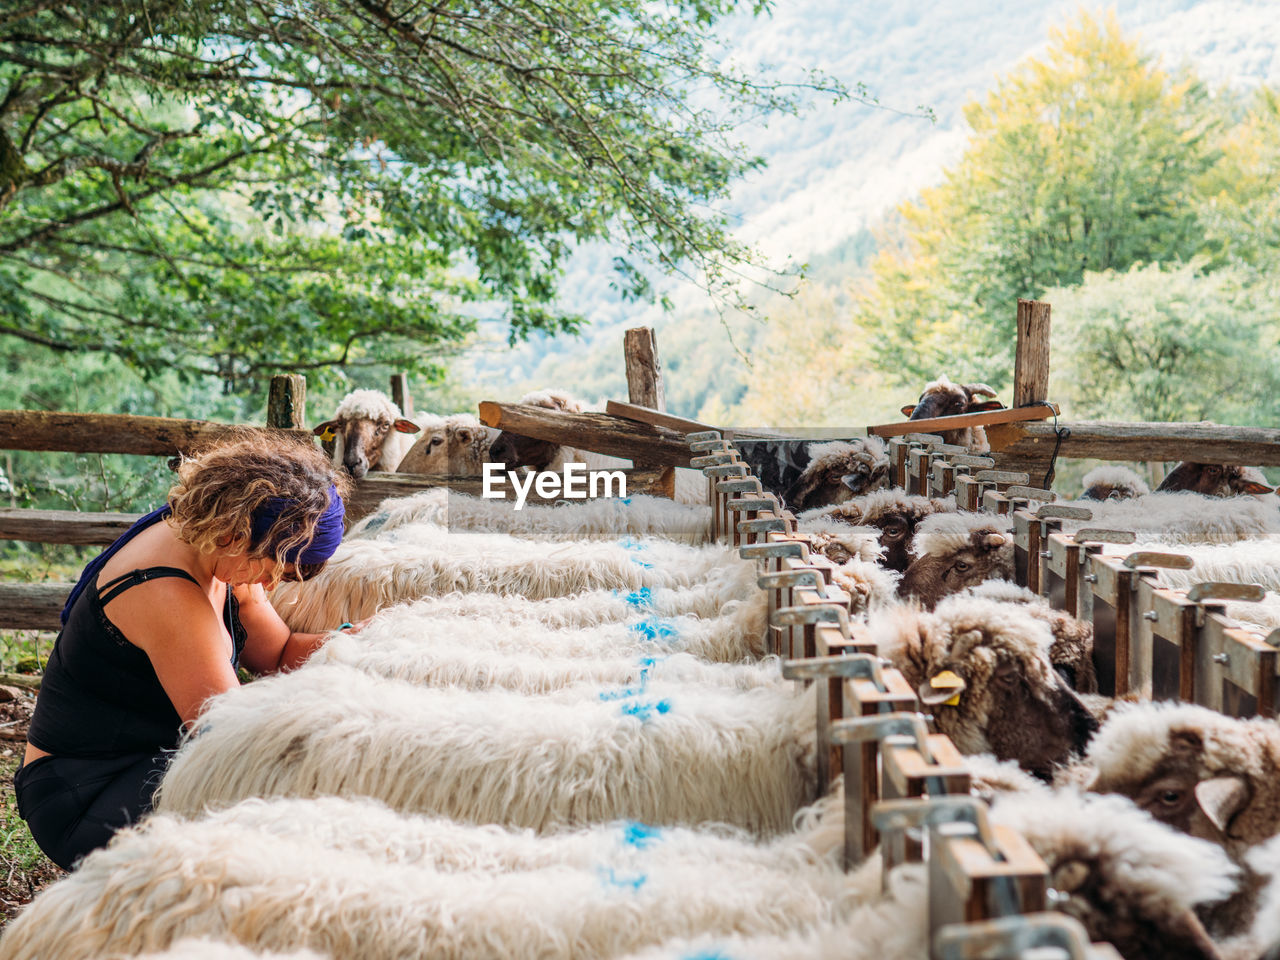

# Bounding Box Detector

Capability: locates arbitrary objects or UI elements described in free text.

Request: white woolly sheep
[1157,463,1275,498]
[155,665,817,836]
[109,942,328,960]
[396,413,496,477]
[898,512,1014,608]
[991,789,1239,960]
[0,808,853,960]
[347,487,711,544]
[782,438,890,511]
[1080,464,1151,501]
[1112,538,1280,595]
[801,489,958,572]
[905,375,1003,453]
[1061,491,1280,545]
[268,528,749,632]
[1087,701,1280,938]
[311,389,420,478]
[870,596,1097,779]
[827,556,902,616]
[792,515,884,565]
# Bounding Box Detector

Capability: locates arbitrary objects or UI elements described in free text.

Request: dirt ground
[0,686,64,927]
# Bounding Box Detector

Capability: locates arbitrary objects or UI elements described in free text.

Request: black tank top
[28,567,247,757]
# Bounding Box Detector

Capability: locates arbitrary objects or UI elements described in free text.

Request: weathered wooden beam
[266,375,307,430]
[0,582,69,631]
[603,401,783,441]
[987,421,1280,466]
[624,326,666,412]
[389,373,413,418]
[348,468,675,523]
[1013,299,1052,407]
[0,410,312,456]
[867,404,1060,439]
[478,401,693,467]
[0,508,140,545]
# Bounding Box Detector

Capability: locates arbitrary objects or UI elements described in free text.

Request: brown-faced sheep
[904,375,1003,453]
[958,580,1098,694]
[897,513,1014,608]
[1087,702,1280,939]
[801,490,958,573]
[312,389,421,478]
[487,389,589,473]
[781,438,889,511]
[992,789,1238,960]
[1080,465,1151,501]
[1156,463,1275,498]
[397,413,496,476]
[870,596,1098,780]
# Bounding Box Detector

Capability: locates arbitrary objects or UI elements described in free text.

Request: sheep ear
[900,404,917,417]
[965,383,998,398]
[840,472,867,492]
[393,418,420,434]
[1194,775,1250,834]
[918,670,965,706]
[982,533,1008,549]
[1240,479,1275,494]
[1050,859,1089,894]
[967,400,1006,412]
[312,419,339,437]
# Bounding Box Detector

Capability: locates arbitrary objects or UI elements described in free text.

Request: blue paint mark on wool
[621,699,671,722]
[628,618,679,642]
[683,951,737,960]
[622,821,662,849]
[599,867,648,892]
[599,685,644,702]
[620,587,654,608]
[621,497,633,505]
[617,536,646,550]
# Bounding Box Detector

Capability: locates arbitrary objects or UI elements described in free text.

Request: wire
[1041,402,1070,490]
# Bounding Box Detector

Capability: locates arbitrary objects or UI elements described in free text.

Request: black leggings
[13,750,170,870]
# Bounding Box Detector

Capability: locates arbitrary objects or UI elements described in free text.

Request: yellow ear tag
[930,670,964,706]
[320,428,335,442]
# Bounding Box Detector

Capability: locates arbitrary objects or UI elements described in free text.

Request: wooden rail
[479,401,694,467]
[0,409,312,456]
[987,420,1280,465]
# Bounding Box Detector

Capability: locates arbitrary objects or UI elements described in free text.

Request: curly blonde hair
[167,430,351,585]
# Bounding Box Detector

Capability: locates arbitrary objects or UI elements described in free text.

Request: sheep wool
[348,488,711,544]
[1063,491,1280,544]
[1079,464,1150,501]
[269,530,749,632]
[0,813,850,960]
[155,665,818,836]
[108,942,329,960]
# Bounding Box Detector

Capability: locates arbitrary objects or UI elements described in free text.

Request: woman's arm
[234,584,332,674]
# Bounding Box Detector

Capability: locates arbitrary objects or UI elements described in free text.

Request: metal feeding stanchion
[935,912,1123,960]
[1011,503,1090,593]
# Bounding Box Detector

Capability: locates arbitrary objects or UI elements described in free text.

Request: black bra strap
[97,567,202,607]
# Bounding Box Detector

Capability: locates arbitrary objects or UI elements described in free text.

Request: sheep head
[903,375,1003,451]
[898,514,1014,608]
[1080,464,1150,502]
[312,389,419,479]
[782,439,889,511]
[1156,462,1275,498]
[804,491,955,573]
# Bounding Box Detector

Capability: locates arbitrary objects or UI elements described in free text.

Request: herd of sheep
[3,381,1280,960]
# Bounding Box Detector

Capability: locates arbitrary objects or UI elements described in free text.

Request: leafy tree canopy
[0,0,841,390]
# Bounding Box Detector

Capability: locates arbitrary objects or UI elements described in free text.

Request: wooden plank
[987,420,1280,465]
[603,401,782,441]
[478,402,693,467]
[266,375,307,430]
[623,327,666,412]
[348,468,674,523]
[0,582,69,631]
[867,403,1059,440]
[1013,299,1052,407]
[389,373,413,418]
[0,409,312,456]
[0,508,140,545]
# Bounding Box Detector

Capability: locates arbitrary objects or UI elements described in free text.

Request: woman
[15,431,352,870]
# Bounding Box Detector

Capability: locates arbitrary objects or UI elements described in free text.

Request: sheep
[1157,463,1275,498]
[396,413,495,476]
[311,389,420,478]
[791,515,884,565]
[991,789,1239,960]
[310,608,776,683]
[870,596,1098,779]
[346,488,711,544]
[0,808,854,960]
[111,943,329,960]
[781,438,890,511]
[268,529,750,633]
[1060,492,1280,544]
[800,489,958,572]
[1080,464,1151,501]
[897,512,1014,608]
[1087,701,1280,938]
[905,375,1003,453]
[958,580,1098,693]
[827,556,902,616]
[155,665,818,836]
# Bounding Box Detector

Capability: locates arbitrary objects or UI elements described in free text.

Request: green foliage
[858,11,1222,387]
[1047,261,1280,424]
[0,1,841,393]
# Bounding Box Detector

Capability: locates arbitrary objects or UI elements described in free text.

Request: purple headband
[250,483,344,564]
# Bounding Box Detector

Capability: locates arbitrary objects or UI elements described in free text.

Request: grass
[0,738,63,929]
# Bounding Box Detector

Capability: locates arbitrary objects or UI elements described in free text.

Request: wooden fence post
[624,327,666,412]
[390,373,413,418]
[267,375,307,430]
[1013,300,1051,408]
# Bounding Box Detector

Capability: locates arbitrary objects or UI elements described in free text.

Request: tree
[857,11,1220,387]
[0,1,840,390]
